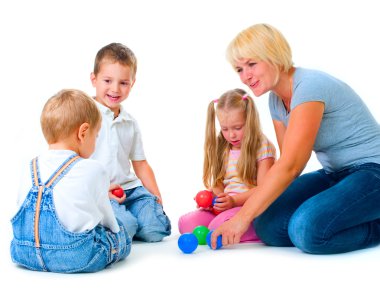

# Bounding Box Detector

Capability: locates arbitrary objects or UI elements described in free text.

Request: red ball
[212,208,222,215]
[195,190,213,208]
[112,188,124,198]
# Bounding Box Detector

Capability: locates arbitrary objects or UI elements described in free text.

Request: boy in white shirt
[90,43,171,242]
[11,89,131,273]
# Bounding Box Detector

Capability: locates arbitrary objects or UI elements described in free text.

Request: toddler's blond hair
[41,89,101,144]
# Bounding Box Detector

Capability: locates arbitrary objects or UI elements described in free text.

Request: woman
[211,23,380,254]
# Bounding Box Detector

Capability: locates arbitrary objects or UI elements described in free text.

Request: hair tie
[213,99,219,103]
[242,94,249,100]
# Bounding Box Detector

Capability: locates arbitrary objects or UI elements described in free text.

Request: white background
[1,0,380,289]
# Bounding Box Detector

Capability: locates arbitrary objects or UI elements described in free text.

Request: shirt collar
[95,99,132,122]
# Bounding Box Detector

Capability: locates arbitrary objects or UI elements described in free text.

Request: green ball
[192,225,210,245]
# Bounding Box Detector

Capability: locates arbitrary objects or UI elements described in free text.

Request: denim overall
[10,154,131,273]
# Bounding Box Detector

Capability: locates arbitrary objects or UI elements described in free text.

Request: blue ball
[212,196,218,206]
[206,230,223,250]
[178,233,198,254]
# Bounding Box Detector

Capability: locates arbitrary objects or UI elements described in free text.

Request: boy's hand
[108,184,126,204]
[213,192,235,212]
[155,194,162,205]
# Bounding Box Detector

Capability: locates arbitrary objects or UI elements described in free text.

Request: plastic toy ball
[206,230,223,250]
[195,190,213,208]
[212,208,222,215]
[112,188,124,198]
[212,197,221,215]
[192,225,210,245]
[178,233,198,254]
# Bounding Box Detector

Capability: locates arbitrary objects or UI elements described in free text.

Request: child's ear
[78,123,90,142]
[131,78,136,88]
[90,72,96,87]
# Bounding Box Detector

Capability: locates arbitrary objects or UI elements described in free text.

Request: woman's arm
[211,101,324,248]
[273,120,286,154]
[132,160,163,204]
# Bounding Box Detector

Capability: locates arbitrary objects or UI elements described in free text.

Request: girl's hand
[194,190,213,211]
[193,200,213,211]
[213,192,235,212]
[108,184,126,204]
[211,215,250,248]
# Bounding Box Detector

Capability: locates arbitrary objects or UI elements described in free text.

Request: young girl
[178,88,276,242]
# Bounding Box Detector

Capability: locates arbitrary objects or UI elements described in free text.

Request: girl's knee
[178,210,214,233]
[208,207,242,230]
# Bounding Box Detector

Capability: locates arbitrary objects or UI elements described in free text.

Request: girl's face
[234,58,278,97]
[217,108,246,150]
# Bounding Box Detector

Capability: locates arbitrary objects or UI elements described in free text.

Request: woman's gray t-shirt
[269,67,380,172]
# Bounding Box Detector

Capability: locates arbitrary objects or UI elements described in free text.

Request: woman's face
[234,58,278,97]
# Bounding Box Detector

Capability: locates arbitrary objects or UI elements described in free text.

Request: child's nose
[111,83,119,92]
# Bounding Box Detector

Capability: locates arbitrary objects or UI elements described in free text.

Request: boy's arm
[132,160,163,204]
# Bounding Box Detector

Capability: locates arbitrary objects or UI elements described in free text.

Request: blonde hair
[226,23,293,75]
[203,88,263,189]
[93,42,137,79]
[41,89,101,144]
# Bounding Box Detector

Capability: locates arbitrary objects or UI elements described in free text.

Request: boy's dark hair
[93,43,137,79]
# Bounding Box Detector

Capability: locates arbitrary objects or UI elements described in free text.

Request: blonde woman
[211,24,380,254]
[178,89,275,242]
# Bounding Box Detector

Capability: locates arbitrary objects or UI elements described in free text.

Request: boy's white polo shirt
[92,101,145,190]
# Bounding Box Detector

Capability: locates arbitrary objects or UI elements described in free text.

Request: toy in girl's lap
[194,190,213,208]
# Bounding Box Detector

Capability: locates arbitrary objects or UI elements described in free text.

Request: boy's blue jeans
[254,163,380,254]
[111,186,171,242]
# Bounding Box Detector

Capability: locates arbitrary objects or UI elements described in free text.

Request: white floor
[2,229,380,290]
[2,1,380,289]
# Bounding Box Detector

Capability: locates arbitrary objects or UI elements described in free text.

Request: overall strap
[45,154,81,188]
[31,157,42,187]
[31,158,44,248]
[32,154,81,248]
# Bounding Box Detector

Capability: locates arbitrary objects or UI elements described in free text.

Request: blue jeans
[111,186,171,242]
[254,163,380,254]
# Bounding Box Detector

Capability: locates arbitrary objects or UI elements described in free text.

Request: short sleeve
[129,119,146,161]
[290,75,328,111]
[257,136,276,161]
[269,92,283,121]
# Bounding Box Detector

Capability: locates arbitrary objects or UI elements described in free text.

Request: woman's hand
[211,214,251,249]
